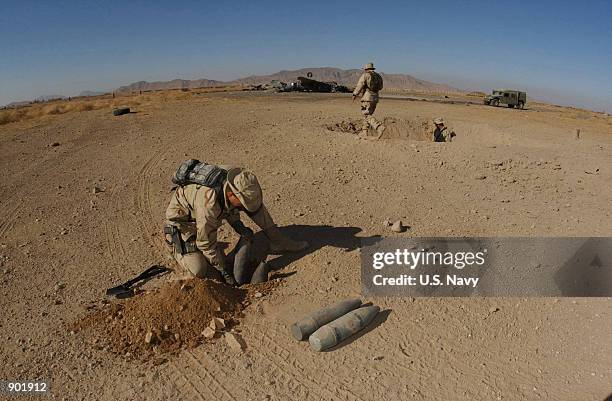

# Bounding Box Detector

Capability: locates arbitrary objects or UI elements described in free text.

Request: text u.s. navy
[372,274,480,288]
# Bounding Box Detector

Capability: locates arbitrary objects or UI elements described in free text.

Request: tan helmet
[363,62,375,70]
[226,168,263,212]
[433,117,445,125]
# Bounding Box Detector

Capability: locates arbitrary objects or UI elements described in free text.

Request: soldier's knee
[180,252,212,279]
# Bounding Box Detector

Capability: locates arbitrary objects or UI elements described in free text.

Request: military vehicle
[484,89,526,109]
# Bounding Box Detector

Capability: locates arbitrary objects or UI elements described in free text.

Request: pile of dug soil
[326,119,360,133]
[378,117,434,141]
[76,279,246,360]
[326,117,435,141]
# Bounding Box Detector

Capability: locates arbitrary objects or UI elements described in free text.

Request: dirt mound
[326,117,434,141]
[378,117,434,141]
[76,279,246,360]
[326,119,360,133]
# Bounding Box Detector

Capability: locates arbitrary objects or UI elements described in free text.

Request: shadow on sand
[250,224,382,271]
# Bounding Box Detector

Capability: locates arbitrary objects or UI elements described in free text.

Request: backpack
[172,159,227,207]
[368,71,384,92]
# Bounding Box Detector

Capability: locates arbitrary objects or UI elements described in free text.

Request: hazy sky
[1,0,611,111]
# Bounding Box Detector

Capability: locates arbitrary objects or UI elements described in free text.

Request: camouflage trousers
[360,101,381,133]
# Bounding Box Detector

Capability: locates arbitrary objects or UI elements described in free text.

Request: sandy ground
[1,91,611,401]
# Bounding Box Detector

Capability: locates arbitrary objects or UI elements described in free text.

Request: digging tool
[105,265,170,298]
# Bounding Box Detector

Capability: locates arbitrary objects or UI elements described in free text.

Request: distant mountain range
[115,67,460,93]
[79,90,107,97]
[3,68,460,107]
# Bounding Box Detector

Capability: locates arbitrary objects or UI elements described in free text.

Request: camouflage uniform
[433,126,454,142]
[353,67,384,135]
[165,166,306,281]
[433,117,455,142]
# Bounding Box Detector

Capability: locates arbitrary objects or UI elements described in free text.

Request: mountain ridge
[115,67,461,93]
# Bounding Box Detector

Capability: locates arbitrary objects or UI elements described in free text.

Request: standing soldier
[352,62,385,137]
[432,117,456,142]
[165,163,308,285]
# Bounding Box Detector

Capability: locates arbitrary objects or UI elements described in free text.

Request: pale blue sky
[1,0,611,111]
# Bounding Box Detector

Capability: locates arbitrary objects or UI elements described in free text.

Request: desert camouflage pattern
[165,182,275,275]
[353,71,383,102]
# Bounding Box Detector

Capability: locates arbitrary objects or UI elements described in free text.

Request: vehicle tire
[508,104,515,108]
[492,99,499,107]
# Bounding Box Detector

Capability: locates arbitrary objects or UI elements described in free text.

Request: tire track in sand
[251,325,363,401]
[133,149,168,260]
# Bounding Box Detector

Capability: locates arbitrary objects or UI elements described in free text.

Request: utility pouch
[163,225,185,255]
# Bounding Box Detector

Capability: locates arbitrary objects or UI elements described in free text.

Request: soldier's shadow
[252,224,382,272]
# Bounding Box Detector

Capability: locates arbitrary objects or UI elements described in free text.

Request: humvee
[484,89,526,109]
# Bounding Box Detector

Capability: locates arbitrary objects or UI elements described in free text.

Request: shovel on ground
[106,265,170,298]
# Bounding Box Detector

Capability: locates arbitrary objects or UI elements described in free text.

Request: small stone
[144,331,157,344]
[210,317,226,331]
[180,283,192,292]
[254,292,263,298]
[390,220,405,233]
[475,175,487,180]
[373,355,384,361]
[174,333,181,341]
[201,327,216,339]
[50,142,60,147]
[92,186,103,194]
[382,219,392,227]
[224,333,246,352]
[488,306,499,313]
[54,283,66,291]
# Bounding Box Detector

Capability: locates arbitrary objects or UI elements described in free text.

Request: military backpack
[171,159,227,206]
[368,71,384,92]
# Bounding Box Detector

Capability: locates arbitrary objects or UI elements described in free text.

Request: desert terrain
[1,90,611,401]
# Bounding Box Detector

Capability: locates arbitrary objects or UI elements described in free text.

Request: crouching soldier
[164,161,308,285]
[433,117,456,142]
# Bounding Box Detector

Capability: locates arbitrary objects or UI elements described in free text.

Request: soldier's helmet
[433,117,445,125]
[226,168,263,212]
[363,62,375,70]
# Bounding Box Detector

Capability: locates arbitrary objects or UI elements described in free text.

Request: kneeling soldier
[165,164,308,285]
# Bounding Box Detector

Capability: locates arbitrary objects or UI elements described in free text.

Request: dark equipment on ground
[484,89,526,109]
[112,107,130,116]
[296,77,351,93]
[106,265,171,298]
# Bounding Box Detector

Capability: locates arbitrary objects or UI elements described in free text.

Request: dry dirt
[75,279,246,361]
[1,91,611,401]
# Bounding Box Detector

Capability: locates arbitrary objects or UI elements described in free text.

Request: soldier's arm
[193,188,224,268]
[353,74,366,97]
[226,210,254,241]
[165,188,190,223]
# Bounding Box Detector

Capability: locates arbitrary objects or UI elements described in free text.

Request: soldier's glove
[230,220,254,242]
[210,247,236,285]
[220,270,237,286]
